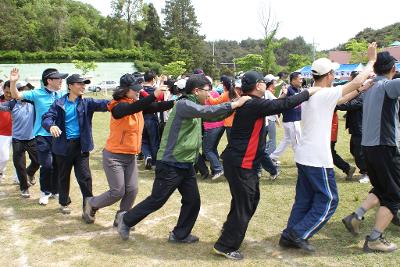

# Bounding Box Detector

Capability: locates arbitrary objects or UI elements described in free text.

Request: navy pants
[141,115,160,165]
[283,163,338,240]
[36,136,58,195]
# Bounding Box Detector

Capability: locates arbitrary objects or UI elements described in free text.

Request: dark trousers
[331,141,350,174]
[12,138,40,191]
[142,116,160,165]
[283,163,338,240]
[214,158,260,253]
[123,161,200,239]
[203,127,224,174]
[194,153,209,177]
[350,135,366,174]
[225,127,232,144]
[55,140,93,207]
[36,136,58,195]
[363,146,400,215]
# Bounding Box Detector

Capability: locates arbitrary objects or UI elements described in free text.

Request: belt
[67,138,80,143]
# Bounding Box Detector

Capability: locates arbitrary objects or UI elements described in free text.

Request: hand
[307,87,322,96]
[281,87,288,96]
[367,42,377,62]
[9,68,19,82]
[359,79,374,92]
[231,96,251,109]
[50,126,62,138]
[154,85,168,98]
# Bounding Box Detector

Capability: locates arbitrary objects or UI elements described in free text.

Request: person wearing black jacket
[212,71,321,260]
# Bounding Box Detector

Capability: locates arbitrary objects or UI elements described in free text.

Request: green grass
[1,109,399,266]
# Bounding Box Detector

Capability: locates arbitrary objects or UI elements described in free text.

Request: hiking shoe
[392,213,400,226]
[117,211,130,241]
[145,156,153,170]
[168,232,199,243]
[282,230,315,253]
[82,197,95,224]
[213,247,244,260]
[363,235,397,253]
[60,205,71,215]
[270,170,281,181]
[28,175,36,186]
[21,189,30,198]
[211,171,224,181]
[359,174,370,184]
[342,212,362,236]
[346,166,356,180]
[39,192,51,205]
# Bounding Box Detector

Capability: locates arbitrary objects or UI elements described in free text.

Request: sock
[369,228,382,240]
[355,207,366,220]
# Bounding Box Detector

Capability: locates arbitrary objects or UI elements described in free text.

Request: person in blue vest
[10,68,68,205]
[42,74,109,215]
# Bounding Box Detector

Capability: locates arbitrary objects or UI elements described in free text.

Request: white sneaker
[39,192,52,205]
[359,174,370,184]
[211,171,224,181]
[50,193,59,200]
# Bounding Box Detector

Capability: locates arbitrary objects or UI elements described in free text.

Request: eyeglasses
[257,79,267,84]
[198,87,211,92]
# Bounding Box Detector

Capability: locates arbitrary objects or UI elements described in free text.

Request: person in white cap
[279,43,377,253]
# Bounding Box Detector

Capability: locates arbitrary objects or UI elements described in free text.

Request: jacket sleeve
[177,99,232,120]
[41,101,58,132]
[143,100,175,114]
[336,93,364,111]
[111,94,157,119]
[87,98,110,112]
[0,101,11,112]
[258,90,310,117]
[207,91,229,105]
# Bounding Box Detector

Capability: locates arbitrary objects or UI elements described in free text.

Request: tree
[72,60,98,75]
[259,4,280,73]
[137,3,164,50]
[234,54,264,72]
[345,39,369,63]
[163,61,186,78]
[287,54,311,72]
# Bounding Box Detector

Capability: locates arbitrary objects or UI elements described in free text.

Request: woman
[83,73,174,224]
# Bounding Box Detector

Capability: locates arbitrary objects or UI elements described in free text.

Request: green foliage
[234,54,264,72]
[162,61,186,78]
[345,39,369,63]
[72,60,98,75]
[72,37,98,51]
[133,60,163,74]
[137,3,164,50]
[287,54,312,72]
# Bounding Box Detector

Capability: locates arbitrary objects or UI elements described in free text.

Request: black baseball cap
[66,74,91,84]
[241,71,267,92]
[120,73,143,91]
[43,69,68,80]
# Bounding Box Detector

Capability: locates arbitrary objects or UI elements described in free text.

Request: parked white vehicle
[88,80,118,92]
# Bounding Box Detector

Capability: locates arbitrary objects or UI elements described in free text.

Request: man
[116,74,250,242]
[3,71,39,197]
[213,71,322,260]
[10,67,68,205]
[270,72,303,164]
[42,74,109,214]
[342,51,400,253]
[280,43,377,253]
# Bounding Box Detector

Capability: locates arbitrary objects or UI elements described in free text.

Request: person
[342,51,400,253]
[3,70,39,197]
[336,71,369,183]
[212,71,322,260]
[83,74,174,224]
[280,43,377,253]
[116,74,250,242]
[274,72,288,98]
[270,72,303,164]
[10,67,68,205]
[41,74,109,214]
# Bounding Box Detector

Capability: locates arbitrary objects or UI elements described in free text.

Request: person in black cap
[10,68,68,205]
[212,70,322,260]
[41,74,110,215]
[83,74,174,225]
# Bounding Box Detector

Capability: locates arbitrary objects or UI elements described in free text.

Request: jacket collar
[56,94,82,110]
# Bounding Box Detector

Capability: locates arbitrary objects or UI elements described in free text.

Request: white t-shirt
[295,86,343,168]
[264,90,278,124]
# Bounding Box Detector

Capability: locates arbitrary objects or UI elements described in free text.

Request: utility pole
[312,38,319,62]
[212,41,215,65]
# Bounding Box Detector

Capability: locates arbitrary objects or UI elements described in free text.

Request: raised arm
[9,68,24,100]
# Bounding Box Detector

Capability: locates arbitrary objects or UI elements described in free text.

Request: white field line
[45,228,115,245]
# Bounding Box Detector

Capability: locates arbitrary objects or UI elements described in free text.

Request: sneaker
[21,189,30,198]
[342,212,362,236]
[39,192,51,205]
[363,235,397,253]
[168,232,199,243]
[28,175,36,186]
[117,211,130,241]
[271,159,281,166]
[145,156,153,170]
[82,197,95,224]
[211,171,224,181]
[213,247,244,260]
[137,152,144,160]
[279,230,315,253]
[60,205,71,214]
[270,170,281,181]
[359,174,370,184]
[113,211,122,227]
[346,166,356,180]
[49,193,59,200]
[201,172,210,179]
[13,177,20,185]
[279,234,299,249]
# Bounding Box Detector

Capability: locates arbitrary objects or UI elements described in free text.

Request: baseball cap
[264,74,279,83]
[66,74,91,85]
[43,70,68,79]
[311,58,340,76]
[16,81,34,90]
[174,78,187,90]
[119,73,143,91]
[241,71,267,92]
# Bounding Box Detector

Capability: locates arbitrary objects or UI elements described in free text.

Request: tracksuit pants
[35,136,58,195]
[283,163,338,240]
[270,121,301,160]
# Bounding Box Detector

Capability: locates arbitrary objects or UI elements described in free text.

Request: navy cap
[66,74,90,84]
[120,73,143,91]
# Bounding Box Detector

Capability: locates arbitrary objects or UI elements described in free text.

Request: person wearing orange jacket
[83,74,174,225]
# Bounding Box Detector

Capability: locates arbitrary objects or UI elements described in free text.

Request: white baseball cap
[174,78,187,90]
[264,74,279,83]
[311,58,340,76]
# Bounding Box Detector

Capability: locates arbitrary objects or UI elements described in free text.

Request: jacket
[336,92,364,136]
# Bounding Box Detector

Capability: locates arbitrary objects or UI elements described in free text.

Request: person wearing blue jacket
[42,74,109,215]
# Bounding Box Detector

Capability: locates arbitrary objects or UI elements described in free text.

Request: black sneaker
[279,234,299,249]
[168,232,199,243]
[213,247,244,260]
[346,166,356,180]
[282,230,315,253]
[137,152,144,160]
[145,156,153,170]
[28,175,36,186]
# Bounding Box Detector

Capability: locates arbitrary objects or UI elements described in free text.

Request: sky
[78,0,400,51]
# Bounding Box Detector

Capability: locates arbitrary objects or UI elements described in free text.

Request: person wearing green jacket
[116,74,250,242]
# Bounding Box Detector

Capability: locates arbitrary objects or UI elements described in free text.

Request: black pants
[214,156,260,253]
[55,140,93,207]
[194,153,209,176]
[350,135,366,174]
[12,138,40,191]
[363,146,400,215]
[36,136,58,195]
[331,141,350,174]
[123,161,200,239]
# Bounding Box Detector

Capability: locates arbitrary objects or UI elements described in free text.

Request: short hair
[312,72,329,82]
[3,80,10,89]
[42,68,58,86]
[373,51,396,76]
[289,72,302,83]
[112,87,132,101]
[184,74,210,94]
[277,72,287,79]
[0,79,4,83]
[144,70,157,82]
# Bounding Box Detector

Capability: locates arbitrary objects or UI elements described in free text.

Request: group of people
[1,42,400,260]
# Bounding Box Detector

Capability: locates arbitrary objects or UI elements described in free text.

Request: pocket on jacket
[120,130,138,147]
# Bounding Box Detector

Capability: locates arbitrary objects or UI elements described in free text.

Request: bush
[133,60,163,74]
